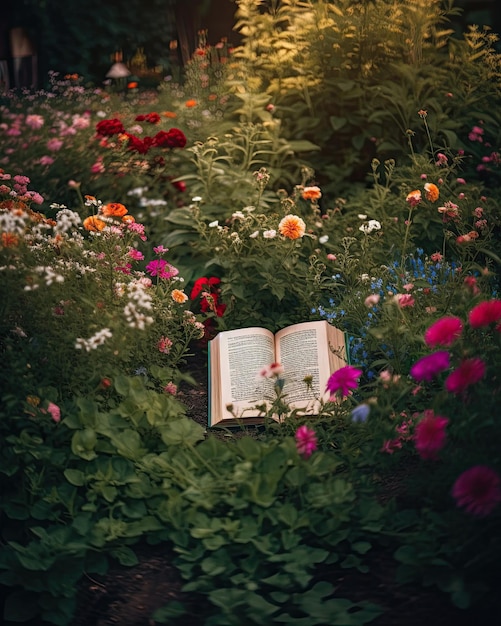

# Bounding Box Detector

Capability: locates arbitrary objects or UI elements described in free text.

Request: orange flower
[127,82,138,89]
[424,183,439,202]
[83,216,106,232]
[406,190,422,207]
[162,111,177,118]
[171,289,188,303]
[101,202,128,217]
[185,99,197,108]
[278,214,306,240]
[121,214,135,223]
[302,186,322,201]
[1,232,19,247]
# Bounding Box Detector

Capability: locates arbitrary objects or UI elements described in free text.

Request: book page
[211,327,276,423]
[275,320,347,411]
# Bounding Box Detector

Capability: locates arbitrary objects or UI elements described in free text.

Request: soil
[7,351,496,626]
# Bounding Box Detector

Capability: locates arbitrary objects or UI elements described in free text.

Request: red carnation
[468,299,501,328]
[452,466,501,517]
[424,316,463,347]
[445,357,486,395]
[96,118,125,136]
[414,410,449,460]
[153,128,187,149]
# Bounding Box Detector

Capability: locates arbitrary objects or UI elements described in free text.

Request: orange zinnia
[171,289,188,303]
[424,183,439,202]
[121,214,135,223]
[278,214,306,240]
[101,202,128,217]
[302,186,322,201]
[185,99,197,108]
[162,111,177,118]
[83,216,106,232]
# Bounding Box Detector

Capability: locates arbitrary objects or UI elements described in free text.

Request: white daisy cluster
[123,279,154,329]
[75,327,113,352]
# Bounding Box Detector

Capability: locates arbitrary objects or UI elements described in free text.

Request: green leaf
[160,418,205,446]
[110,546,138,567]
[64,468,86,487]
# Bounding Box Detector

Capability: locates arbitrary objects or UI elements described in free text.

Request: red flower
[452,465,501,517]
[424,316,463,347]
[96,118,125,136]
[153,128,187,149]
[414,410,449,460]
[468,299,501,328]
[125,133,150,154]
[445,357,486,394]
[190,277,221,300]
[135,112,161,124]
[190,277,225,317]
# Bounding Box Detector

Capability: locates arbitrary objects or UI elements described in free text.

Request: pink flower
[381,438,403,454]
[326,365,363,399]
[394,293,415,308]
[414,410,449,460]
[47,138,63,151]
[430,252,443,262]
[364,294,380,308]
[47,402,61,423]
[410,351,450,382]
[128,248,144,261]
[157,336,173,354]
[25,114,45,129]
[163,382,178,395]
[424,316,463,347]
[39,155,55,166]
[153,245,169,255]
[258,362,284,378]
[145,259,179,279]
[295,425,318,458]
[445,357,486,394]
[452,466,501,517]
[468,299,501,328]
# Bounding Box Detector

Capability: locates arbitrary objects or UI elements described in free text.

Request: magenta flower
[295,425,318,458]
[414,410,449,460]
[445,357,486,395]
[410,351,450,382]
[452,466,501,517]
[424,316,463,347]
[468,299,501,328]
[145,259,179,279]
[326,365,363,399]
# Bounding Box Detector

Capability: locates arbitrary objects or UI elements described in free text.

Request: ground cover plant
[1,1,501,625]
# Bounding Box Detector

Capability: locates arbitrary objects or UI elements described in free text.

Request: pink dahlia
[445,357,486,395]
[410,351,450,382]
[468,299,501,328]
[424,316,463,347]
[326,365,363,399]
[414,410,449,460]
[452,466,501,517]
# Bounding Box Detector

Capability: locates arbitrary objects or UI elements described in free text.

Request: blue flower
[351,403,370,423]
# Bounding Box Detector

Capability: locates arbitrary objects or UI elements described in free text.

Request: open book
[208,320,348,427]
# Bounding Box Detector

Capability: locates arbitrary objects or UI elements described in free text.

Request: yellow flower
[424,183,439,202]
[301,186,322,201]
[171,289,188,303]
[83,216,106,232]
[278,214,306,240]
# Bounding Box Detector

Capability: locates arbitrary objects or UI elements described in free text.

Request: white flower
[319,235,329,244]
[359,220,381,234]
[249,230,259,238]
[263,229,277,239]
[192,196,203,202]
[209,220,219,228]
[358,214,368,220]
